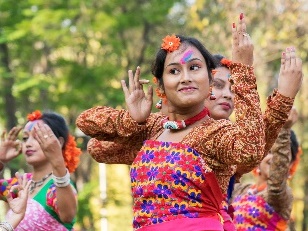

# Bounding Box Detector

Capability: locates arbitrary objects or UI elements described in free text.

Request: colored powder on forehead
[24,121,38,131]
[180,50,193,64]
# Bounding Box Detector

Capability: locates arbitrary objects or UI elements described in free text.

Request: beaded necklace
[161,107,210,130]
[29,172,52,194]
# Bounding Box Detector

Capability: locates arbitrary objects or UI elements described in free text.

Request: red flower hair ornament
[161,35,181,53]
[27,110,42,121]
[220,58,232,67]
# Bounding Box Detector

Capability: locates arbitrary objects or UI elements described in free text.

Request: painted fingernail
[232,22,236,28]
[286,47,291,51]
[282,52,286,57]
[240,13,244,20]
[291,47,295,52]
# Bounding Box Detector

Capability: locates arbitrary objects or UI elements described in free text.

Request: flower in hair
[161,35,181,53]
[63,135,82,173]
[220,58,232,67]
[27,110,42,121]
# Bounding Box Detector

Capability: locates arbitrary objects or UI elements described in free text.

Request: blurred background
[0,0,307,230]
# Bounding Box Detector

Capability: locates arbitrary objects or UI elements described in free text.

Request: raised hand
[277,47,303,98]
[0,127,22,164]
[121,66,153,123]
[232,13,254,66]
[33,122,64,166]
[6,173,32,228]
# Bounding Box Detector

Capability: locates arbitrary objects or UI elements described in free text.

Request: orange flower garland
[161,35,181,53]
[27,110,42,121]
[63,135,82,173]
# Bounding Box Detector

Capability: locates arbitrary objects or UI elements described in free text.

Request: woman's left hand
[33,122,64,165]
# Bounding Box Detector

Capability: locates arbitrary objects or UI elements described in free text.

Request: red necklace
[161,107,209,130]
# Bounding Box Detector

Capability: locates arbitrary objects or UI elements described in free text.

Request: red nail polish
[240,13,244,20]
[282,52,286,57]
[232,23,236,28]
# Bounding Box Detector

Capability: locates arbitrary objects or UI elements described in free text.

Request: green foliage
[0,0,307,229]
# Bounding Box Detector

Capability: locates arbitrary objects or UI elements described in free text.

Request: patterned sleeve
[263,89,294,154]
[46,182,78,215]
[76,107,164,165]
[198,63,265,165]
[267,127,293,220]
[76,107,163,140]
[87,137,141,165]
[235,89,294,180]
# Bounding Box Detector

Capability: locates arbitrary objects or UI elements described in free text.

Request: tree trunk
[0,43,17,129]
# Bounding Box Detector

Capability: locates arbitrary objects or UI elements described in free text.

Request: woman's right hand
[121,66,153,123]
[0,127,22,164]
[232,13,254,66]
[7,173,32,228]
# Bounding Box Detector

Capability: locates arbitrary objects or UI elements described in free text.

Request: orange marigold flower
[220,58,232,67]
[63,135,82,173]
[27,110,42,121]
[161,35,181,53]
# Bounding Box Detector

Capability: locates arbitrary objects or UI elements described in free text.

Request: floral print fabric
[131,140,223,230]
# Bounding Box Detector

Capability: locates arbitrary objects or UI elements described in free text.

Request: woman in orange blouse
[77,13,267,230]
[76,13,303,230]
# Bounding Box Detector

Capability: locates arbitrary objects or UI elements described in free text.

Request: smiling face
[162,44,210,111]
[205,66,234,120]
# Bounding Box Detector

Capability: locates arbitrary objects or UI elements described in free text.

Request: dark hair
[290,129,299,163]
[213,54,230,68]
[41,112,69,150]
[213,54,224,63]
[151,35,216,88]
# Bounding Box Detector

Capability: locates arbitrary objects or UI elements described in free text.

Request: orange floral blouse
[77,63,267,194]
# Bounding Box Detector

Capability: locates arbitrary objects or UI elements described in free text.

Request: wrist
[52,168,71,188]
[6,213,24,229]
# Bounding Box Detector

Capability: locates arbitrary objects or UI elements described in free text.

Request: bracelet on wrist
[52,168,71,188]
[0,221,14,231]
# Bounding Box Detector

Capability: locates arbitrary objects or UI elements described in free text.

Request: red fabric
[138,217,223,231]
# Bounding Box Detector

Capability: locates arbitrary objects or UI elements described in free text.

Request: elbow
[59,207,77,224]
